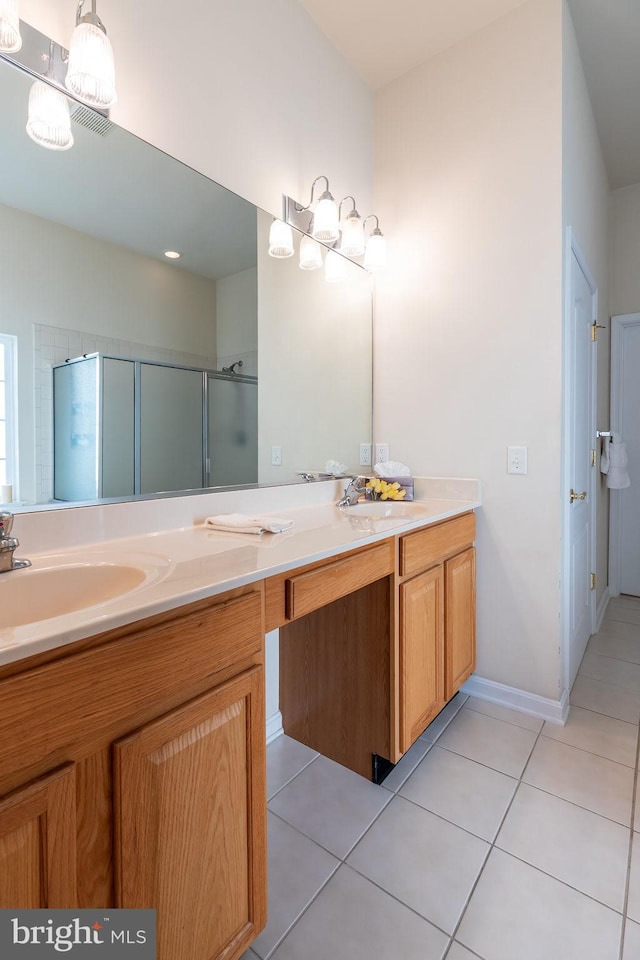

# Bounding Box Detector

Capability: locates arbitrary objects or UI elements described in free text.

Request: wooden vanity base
[280,578,392,779]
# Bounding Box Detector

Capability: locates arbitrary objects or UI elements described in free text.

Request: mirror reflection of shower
[221,360,243,375]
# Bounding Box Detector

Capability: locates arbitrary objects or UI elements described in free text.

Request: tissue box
[365,477,414,501]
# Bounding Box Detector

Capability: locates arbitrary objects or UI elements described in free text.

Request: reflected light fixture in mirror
[26,80,74,150]
[163,250,182,260]
[0,0,21,52]
[299,233,323,270]
[338,196,365,257]
[66,0,117,108]
[268,219,294,258]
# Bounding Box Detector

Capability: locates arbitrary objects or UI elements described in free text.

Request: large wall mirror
[0,47,372,510]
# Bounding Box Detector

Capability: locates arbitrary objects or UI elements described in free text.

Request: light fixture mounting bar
[0,19,68,90]
[283,194,313,236]
[0,18,108,116]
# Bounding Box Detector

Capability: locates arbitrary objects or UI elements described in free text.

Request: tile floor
[243,594,640,960]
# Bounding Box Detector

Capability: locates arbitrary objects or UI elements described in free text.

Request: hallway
[244,595,640,960]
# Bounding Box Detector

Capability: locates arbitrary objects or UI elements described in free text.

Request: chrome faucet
[336,476,368,508]
[0,511,31,574]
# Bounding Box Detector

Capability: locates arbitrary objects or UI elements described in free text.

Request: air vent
[70,104,114,138]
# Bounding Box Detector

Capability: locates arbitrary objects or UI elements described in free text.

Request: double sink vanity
[0,477,479,960]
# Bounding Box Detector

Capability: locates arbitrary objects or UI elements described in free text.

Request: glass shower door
[207,375,258,487]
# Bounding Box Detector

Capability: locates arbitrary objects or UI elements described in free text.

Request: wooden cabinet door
[114,666,266,960]
[399,566,445,752]
[445,547,476,700]
[0,764,77,908]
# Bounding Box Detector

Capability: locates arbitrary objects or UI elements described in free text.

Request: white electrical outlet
[507,445,528,475]
[375,443,389,464]
[359,443,372,466]
[271,445,282,466]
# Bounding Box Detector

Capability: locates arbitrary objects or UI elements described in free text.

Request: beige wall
[216,267,258,377]
[611,183,640,316]
[20,0,374,219]
[562,2,611,615]
[257,213,372,483]
[0,203,217,504]
[374,0,564,700]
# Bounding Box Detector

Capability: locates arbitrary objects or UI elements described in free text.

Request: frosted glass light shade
[26,81,74,151]
[312,196,340,243]
[299,234,323,270]
[340,212,365,257]
[364,231,387,272]
[325,249,346,283]
[0,0,21,52]
[66,21,117,108]
[268,219,294,258]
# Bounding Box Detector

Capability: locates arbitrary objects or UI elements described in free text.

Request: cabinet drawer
[285,542,394,620]
[400,513,475,578]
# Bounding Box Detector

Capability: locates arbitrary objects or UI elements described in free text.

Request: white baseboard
[462,675,570,726]
[266,710,284,744]
[595,586,611,633]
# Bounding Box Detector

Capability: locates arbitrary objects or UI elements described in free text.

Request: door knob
[570,489,587,502]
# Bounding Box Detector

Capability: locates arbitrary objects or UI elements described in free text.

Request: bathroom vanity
[0,488,478,960]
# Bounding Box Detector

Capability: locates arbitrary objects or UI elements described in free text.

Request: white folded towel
[607,434,631,489]
[205,513,294,535]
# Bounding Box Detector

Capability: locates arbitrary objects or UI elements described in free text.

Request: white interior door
[610,314,640,596]
[564,239,597,689]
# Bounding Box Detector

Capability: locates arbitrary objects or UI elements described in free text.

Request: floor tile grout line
[256,859,342,960]
[445,723,546,951]
[462,701,544,734]
[618,719,640,960]
[513,779,634,831]
[535,731,638,769]
[490,841,627,915]
[266,752,320,804]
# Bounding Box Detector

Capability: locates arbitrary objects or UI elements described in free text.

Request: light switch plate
[507,445,527,475]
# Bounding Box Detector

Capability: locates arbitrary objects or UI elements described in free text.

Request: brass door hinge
[591,322,606,342]
[591,449,597,466]
[590,573,596,591]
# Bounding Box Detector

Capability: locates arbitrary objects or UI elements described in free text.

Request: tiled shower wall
[33,323,217,504]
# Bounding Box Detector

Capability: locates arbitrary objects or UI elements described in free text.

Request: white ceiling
[296,0,529,91]
[298,0,640,190]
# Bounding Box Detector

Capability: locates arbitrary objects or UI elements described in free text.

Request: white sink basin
[0,555,167,629]
[346,501,426,519]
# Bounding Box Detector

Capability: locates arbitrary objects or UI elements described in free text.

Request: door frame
[608,312,640,596]
[561,228,598,692]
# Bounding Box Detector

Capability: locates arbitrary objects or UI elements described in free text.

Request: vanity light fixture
[298,233,323,270]
[0,0,21,52]
[66,0,117,109]
[325,249,346,283]
[338,196,365,257]
[363,215,387,273]
[268,219,294,258]
[163,250,182,260]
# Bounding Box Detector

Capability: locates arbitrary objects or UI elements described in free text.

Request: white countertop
[1,482,480,667]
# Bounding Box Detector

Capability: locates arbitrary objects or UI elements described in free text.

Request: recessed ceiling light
[163,250,181,260]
